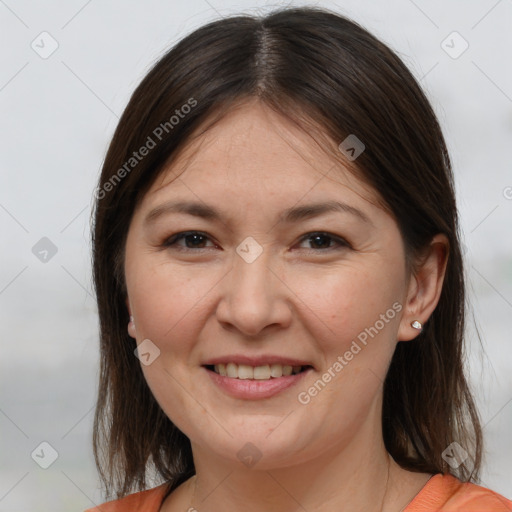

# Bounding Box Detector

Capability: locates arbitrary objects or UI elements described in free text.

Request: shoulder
[83,483,169,512]
[406,473,512,512]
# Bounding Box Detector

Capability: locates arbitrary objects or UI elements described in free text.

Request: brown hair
[91,5,483,500]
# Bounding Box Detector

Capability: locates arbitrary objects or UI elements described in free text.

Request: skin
[124,99,449,512]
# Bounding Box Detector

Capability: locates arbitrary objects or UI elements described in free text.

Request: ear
[397,233,449,342]
[126,296,136,339]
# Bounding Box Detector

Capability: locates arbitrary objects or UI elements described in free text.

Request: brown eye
[297,232,349,251]
[164,231,217,250]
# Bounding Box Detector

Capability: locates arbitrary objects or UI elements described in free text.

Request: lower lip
[204,367,313,400]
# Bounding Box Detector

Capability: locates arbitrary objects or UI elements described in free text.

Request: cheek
[288,263,402,355]
[127,259,216,343]
[126,262,217,432]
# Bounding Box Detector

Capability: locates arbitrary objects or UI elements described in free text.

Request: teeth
[226,363,238,378]
[254,365,271,380]
[238,364,253,380]
[212,363,306,379]
[270,364,283,377]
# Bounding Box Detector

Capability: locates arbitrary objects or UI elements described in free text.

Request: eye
[295,232,350,251]
[162,230,350,252]
[163,231,218,251]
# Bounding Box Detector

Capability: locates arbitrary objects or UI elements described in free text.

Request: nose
[215,246,293,337]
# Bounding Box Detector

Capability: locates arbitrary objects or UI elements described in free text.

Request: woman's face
[124,101,414,469]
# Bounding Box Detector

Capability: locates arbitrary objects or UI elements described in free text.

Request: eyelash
[162,231,350,253]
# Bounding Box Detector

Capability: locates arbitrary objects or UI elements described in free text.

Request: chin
[192,419,318,469]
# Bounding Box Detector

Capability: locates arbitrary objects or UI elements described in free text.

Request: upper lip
[202,355,314,369]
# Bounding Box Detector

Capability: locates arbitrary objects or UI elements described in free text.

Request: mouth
[203,363,313,380]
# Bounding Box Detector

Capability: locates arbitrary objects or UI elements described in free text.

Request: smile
[206,363,311,380]
[203,364,313,400]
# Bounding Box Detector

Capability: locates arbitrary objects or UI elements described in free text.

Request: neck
[188,413,403,512]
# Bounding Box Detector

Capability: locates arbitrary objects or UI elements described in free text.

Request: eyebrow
[144,199,373,227]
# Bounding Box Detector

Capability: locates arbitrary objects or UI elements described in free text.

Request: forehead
[146,101,380,209]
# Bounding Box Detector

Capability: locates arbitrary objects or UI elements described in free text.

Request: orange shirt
[406,474,512,511]
[84,473,512,512]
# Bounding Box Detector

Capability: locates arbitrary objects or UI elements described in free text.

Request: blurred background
[0,0,511,510]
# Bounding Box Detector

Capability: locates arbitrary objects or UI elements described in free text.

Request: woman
[86,6,512,512]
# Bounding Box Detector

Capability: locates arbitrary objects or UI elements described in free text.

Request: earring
[411,320,422,331]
